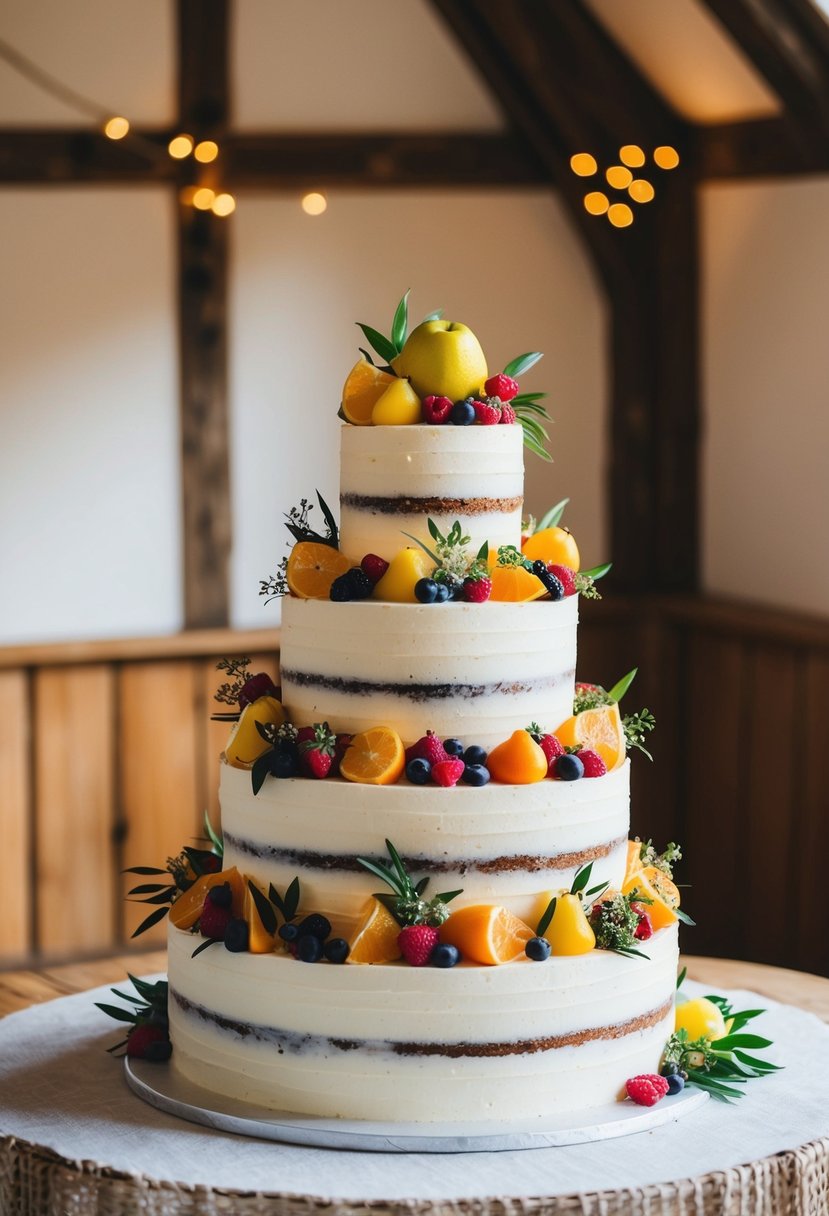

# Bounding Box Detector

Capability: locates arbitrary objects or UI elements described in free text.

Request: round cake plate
[125,1059,708,1154]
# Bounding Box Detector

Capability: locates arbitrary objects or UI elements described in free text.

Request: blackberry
[144,1039,173,1063]
[531,559,565,601]
[525,936,552,961]
[270,746,299,778]
[346,567,373,599]
[297,913,331,941]
[224,918,249,953]
[207,882,233,909]
[324,938,350,964]
[329,574,353,602]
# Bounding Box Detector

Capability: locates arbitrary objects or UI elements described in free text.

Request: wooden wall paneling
[0,669,32,960]
[34,666,116,956]
[119,662,202,944]
[796,653,829,976]
[628,611,684,851]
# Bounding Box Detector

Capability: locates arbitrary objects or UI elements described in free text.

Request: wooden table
[2,950,829,1021]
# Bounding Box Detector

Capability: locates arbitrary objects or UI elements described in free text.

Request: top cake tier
[339,424,524,561]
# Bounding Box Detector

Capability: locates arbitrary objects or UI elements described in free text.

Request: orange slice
[555,702,626,771]
[621,865,680,930]
[340,726,405,785]
[347,897,402,964]
[625,839,643,882]
[439,904,534,965]
[488,563,547,603]
[286,541,352,599]
[341,358,396,425]
[169,867,244,930]
[243,879,277,954]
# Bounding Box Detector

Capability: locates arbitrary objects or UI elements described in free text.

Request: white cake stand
[124,1057,707,1153]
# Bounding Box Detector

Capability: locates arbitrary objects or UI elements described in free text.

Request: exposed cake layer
[338,424,524,560]
[167,921,678,1121]
[220,761,629,934]
[280,595,578,749]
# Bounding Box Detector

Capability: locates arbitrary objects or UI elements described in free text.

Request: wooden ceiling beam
[694,115,829,178]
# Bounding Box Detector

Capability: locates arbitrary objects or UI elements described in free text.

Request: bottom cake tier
[167,921,678,1122]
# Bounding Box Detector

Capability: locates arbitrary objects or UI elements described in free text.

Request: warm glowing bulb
[192,187,215,211]
[570,152,597,177]
[608,203,634,227]
[606,165,633,189]
[619,145,645,168]
[104,116,130,140]
[584,191,609,216]
[654,145,680,170]
[211,192,236,217]
[179,186,198,206]
[302,191,327,216]
[194,140,219,163]
[168,134,194,159]
[629,179,655,203]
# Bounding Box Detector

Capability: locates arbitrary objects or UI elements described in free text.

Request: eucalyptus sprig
[356,839,462,927]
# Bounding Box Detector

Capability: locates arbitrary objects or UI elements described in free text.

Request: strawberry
[484,373,519,401]
[631,902,654,940]
[579,748,608,778]
[398,924,439,966]
[526,723,565,774]
[410,730,449,767]
[548,563,577,596]
[462,575,492,603]
[199,890,233,940]
[126,1024,169,1059]
[499,403,517,424]
[473,399,500,425]
[625,1074,669,1106]
[422,395,454,425]
[360,553,389,584]
[298,721,336,779]
[431,758,466,787]
[330,732,353,776]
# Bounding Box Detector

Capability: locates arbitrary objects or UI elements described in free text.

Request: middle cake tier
[279,595,578,749]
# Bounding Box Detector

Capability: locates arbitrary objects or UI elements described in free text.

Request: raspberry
[411,731,449,767]
[238,672,278,708]
[398,924,439,966]
[473,399,500,425]
[526,723,565,774]
[126,1024,169,1059]
[422,395,454,425]
[548,564,577,596]
[199,896,233,940]
[462,576,492,603]
[499,404,517,424]
[360,554,389,584]
[579,748,608,778]
[625,1074,669,1106]
[431,758,466,787]
[631,902,654,940]
[484,373,519,401]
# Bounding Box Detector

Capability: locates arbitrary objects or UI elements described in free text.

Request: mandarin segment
[554,702,626,771]
[488,563,547,603]
[341,358,396,425]
[169,867,244,930]
[286,541,352,599]
[621,865,680,929]
[439,903,534,965]
[339,726,405,785]
[347,897,403,964]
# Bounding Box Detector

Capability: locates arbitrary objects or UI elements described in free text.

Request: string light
[584,192,609,216]
[654,146,680,169]
[619,145,645,168]
[211,192,236,217]
[302,192,327,216]
[168,134,194,159]
[629,179,655,203]
[606,165,633,190]
[608,203,634,228]
[194,140,219,164]
[570,152,597,177]
[103,116,129,140]
[192,187,216,211]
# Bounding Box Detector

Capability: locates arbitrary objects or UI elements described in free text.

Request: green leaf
[536,896,556,937]
[122,866,167,875]
[131,905,169,938]
[109,988,145,1005]
[607,668,637,703]
[126,974,167,1002]
[357,855,404,897]
[267,883,287,919]
[511,391,547,404]
[94,1002,138,1024]
[435,888,463,904]
[204,811,223,854]
[127,883,171,895]
[420,309,443,323]
[401,531,440,566]
[676,965,688,990]
[536,498,569,531]
[130,890,178,906]
[247,879,277,935]
[571,862,593,895]
[385,839,411,895]
[733,1050,783,1072]
[317,491,339,545]
[251,752,272,796]
[584,881,609,901]
[724,1009,766,1032]
[356,323,397,365]
[391,290,410,354]
[284,876,301,920]
[581,562,612,581]
[191,938,218,959]
[415,876,430,897]
[712,1033,773,1050]
[477,540,489,562]
[512,401,550,418]
[503,351,543,378]
[675,908,696,926]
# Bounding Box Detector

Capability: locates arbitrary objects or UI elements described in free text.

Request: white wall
[228,189,608,629]
[701,177,829,617]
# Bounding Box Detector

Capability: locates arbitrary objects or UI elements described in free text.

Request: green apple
[392,320,488,401]
[371,376,422,425]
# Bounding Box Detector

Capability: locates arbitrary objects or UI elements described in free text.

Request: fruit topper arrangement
[340,291,552,463]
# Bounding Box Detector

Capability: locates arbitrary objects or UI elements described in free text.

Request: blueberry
[145,1039,173,1063]
[406,757,432,784]
[666,1073,685,1096]
[462,764,491,787]
[297,913,331,941]
[433,583,451,603]
[531,559,564,601]
[431,943,460,968]
[525,936,552,961]
[463,745,488,766]
[324,937,350,964]
[346,567,373,599]
[329,573,354,602]
[207,882,232,908]
[555,753,584,781]
[415,578,438,604]
[278,922,299,943]
[451,400,476,426]
[270,747,299,778]
[224,917,250,953]
[296,934,324,963]
[443,738,464,757]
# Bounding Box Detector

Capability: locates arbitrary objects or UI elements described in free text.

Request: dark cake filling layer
[223,832,626,876]
[171,988,673,1058]
[341,493,523,517]
[280,669,572,701]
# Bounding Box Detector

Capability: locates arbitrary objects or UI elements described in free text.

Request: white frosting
[338,423,524,559]
[167,921,678,1121]
[220,760,630,933]
[280,595,578,749]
